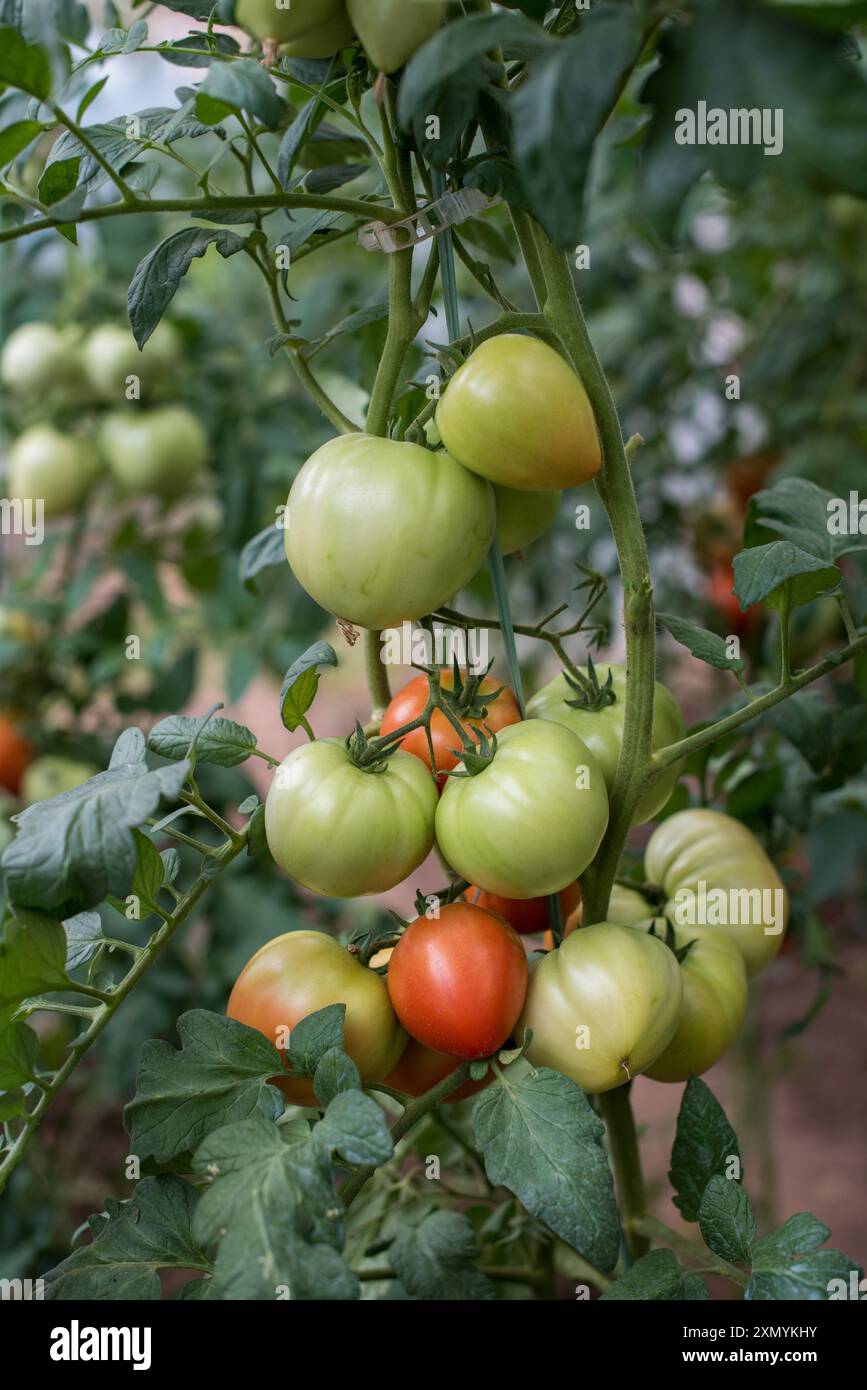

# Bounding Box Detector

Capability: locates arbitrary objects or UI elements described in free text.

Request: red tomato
[706,561,760,636]
[380,669,521,788]
[464,881,581,936]
[386,903,528,1059]
[0,716,32,795]
[385,1038,492,1103]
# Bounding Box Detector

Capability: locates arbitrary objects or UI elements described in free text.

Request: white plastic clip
[358,187,494,254]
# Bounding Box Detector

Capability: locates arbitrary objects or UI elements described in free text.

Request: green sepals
[647,914,696,964]
[440,657,505,721]
[562,653,617,712]
[446,725,499,777]
[345,720,401,773]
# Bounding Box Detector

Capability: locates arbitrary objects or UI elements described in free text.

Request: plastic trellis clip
[357,187,497,253]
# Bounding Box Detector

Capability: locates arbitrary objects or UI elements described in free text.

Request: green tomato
[99,406,207,498]
[22,755,100,804]
[644,809,789,976]
[265,738,437,896]
[284,434,494,629]
[347,0,446,73]
[0,322,84,402]
[82,321,181,402]
[435,334,601,491]
[635,922,748,1083]
[280,9,355,55]
[227,930,407,1106]
[8,426,100,518]
[494,483,561,556]
[527,663,686,825]
[519,923,683,1093]
[234,0,344,43]
[435,720,610,899]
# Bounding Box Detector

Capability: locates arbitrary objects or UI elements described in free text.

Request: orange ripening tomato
[387,903,528,1059]
[385,1038,492,1103]
[379,670,521,788]
[465,880,581,936]
[0,716,32,795]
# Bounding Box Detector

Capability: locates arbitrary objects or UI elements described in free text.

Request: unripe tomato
[0,322,84,401]
[644,809,788,976]
[82,321,181,402]
[387,904,528,1059]
[435,720,609,898]
[494,483,561,555]
[347,0,446,73]
[542,881,648,948]
[284,434,494,629]
[466,880,580,936]
[0,716,32,795]
[527,664,686,825]
[435,335,601,491]
[99,406,207,498]
[227,930,407,1106]
[234,0,344,43]
[379,669,521,789]
[8,426,100,518]
[265,738,437,897]
[21,755,100,804]
[280,9,355,55]
[0,606,38,644]
[384,1038,492,1103]
[519,923,683,1093]
[635,924,748,1084]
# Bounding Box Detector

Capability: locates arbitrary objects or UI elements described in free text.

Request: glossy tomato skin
[0,716,32,795]
[284,435,494,629]
[347,0,446,72]
[527,664,686,825]
[436,335,601,491]
[235,0,344,43]
[265,738,437,897]
[638,924,748,1083]
[467,880,581,936]
[227,930,407,1106]
[387,904,528,1059]
[379,670,521,788]
[0,322,85,403]
[435,720,609,898]
[494,483,561,555]
[520,923,683,1093]
[8,426,100,518]
[644,809,788,976]
[99,406,207,498]
[385,1038,492,1103]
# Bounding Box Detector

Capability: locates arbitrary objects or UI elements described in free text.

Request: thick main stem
[600,1085,649,1261]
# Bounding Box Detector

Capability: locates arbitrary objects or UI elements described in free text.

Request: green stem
[628,1215,748,1288]
[365,630,391,719]
[599,1084,649,1262]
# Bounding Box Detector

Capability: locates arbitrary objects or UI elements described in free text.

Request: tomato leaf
[148,713,257,767]
[669,1077,743,1223]
[195,57,286,130]
[746,475,867,562]
[746,1214,862,1300]
[0,26,52,98]
[312,1046,361,1106]
[0,912,74,1017]
[239,523,286,589]
[286,1002,346,1078]
[474,1066,620,1273]
[43,1176,206,1301]
[657,612,745,674]
[63,910,105,971]
[0,1018,39,1089]
[0,118,44,167]
[129,828,167,912]
[313,1090,394,1167]
[124,1011,285,1163]
[600,1248,709,1300]
[698,1173,757,1264]
[127,227,248,348]
[733,541,841,613]
[279,640,338,732]
[389,1211,496,1302]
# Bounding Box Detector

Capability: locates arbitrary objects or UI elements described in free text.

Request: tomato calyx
[444,724,499,777]
[345,720,403,772]
[647,914,699,966]
[562,653,618,712]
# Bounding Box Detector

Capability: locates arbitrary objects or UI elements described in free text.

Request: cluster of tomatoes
[225,330,790,1104]
[234,0,447,75]
[1,319,207,516]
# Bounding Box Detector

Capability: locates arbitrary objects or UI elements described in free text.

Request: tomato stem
[599,1084,650,1263]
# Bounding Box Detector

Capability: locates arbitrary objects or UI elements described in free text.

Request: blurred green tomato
[234,0,345,42]
[8,426,100,517]
[347,0,446,72]
[494,483,561,555]
[0,322,84,402]
[82,321,181,402]
[99,406,207,498]
[22,755,100,804]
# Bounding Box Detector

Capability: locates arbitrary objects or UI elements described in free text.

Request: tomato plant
[227,930,407,1105]
[520,923,683,1093]
[98,406,207,498]
[435,720,610,897]
[436,334,602,491]
[348,0,446,73]
[284,434,494,628]
[379,668,521,787]
[386,903,528,1059]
